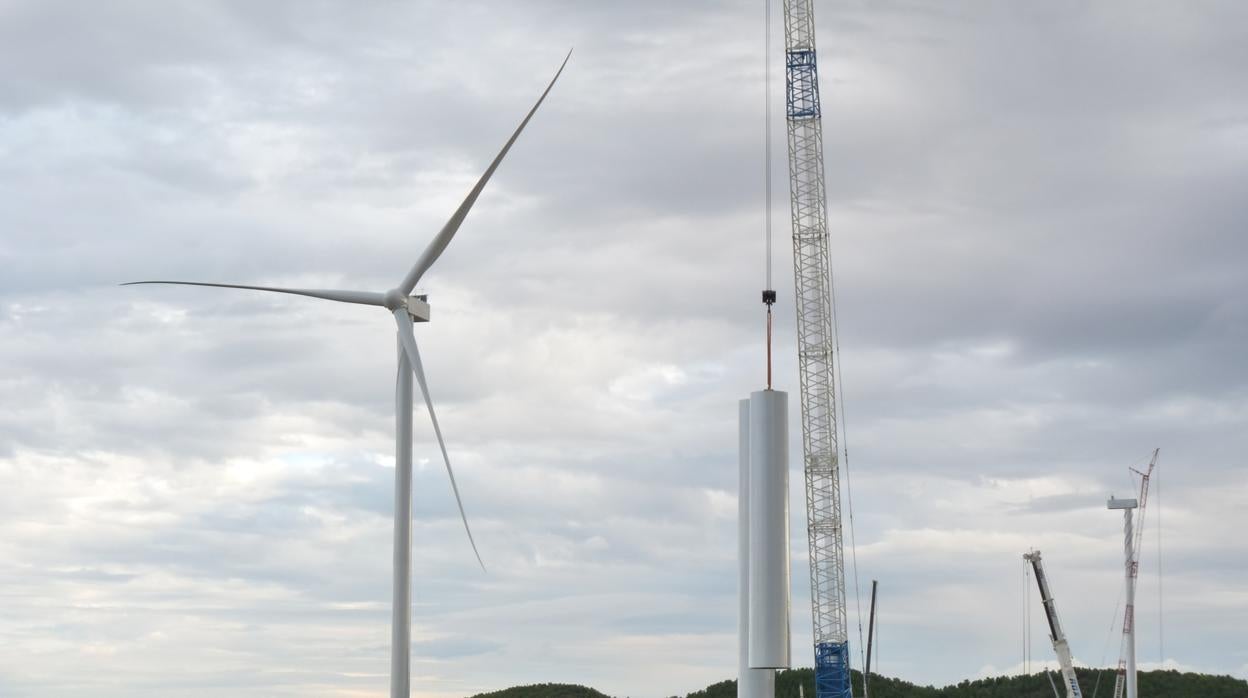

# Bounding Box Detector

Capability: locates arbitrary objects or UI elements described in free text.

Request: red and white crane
[1107,448,1160,698]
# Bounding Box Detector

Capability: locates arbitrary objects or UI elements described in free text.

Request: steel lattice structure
[780,1,852,697]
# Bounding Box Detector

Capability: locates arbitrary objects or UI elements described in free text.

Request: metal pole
[391,342,413,698]
[1047,671,1062,698]
[864,580,878,697]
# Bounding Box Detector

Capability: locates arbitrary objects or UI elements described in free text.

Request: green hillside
[469,683,612,698]
[683,667,1248,698]
[468,668,1248,698]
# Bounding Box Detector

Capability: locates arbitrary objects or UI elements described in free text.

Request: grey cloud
[3,1,1248,696]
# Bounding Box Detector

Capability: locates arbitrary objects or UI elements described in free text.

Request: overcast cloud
[2,1,1247,696]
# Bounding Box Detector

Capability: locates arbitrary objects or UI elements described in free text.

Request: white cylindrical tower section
[1108,496,1139,698]
[748,389,791,669]
[738,399,775,698]
[1124,507,1138,698]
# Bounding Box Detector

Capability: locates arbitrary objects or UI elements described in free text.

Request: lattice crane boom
[779,1,852,696]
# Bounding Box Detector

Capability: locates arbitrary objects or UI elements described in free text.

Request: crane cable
[1125,452,1159,668]
[764,0,772,293]
[823,125,867,680]
[811,0,867,677]
[1023,560,1028,676]
[833,265,868,681]
[1091,560,1125,698]
[762,0,776,390]
[1025,560,1033,674]
[1157,457,1164,665]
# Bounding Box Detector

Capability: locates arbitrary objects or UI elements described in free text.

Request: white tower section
[739,391,792,698]
[1108,497,1139,698]
[739,400,776,698]
[747,390,791,669]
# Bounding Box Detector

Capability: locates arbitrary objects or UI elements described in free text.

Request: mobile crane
[1023,550,1083,698]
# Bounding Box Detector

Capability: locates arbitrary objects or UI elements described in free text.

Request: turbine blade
[398,49,573,294]
[393,308,486,571]
[122,281,386,307]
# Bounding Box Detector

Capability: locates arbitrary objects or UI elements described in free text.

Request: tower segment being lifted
[778,1,853,696]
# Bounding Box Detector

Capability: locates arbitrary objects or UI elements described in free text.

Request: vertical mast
[1123,508,1138,698]
[391,341,414,698]
[864,581,878,698]
[1107,497,1140,698]
[1108,449,1157,698]
[778,1,851,696]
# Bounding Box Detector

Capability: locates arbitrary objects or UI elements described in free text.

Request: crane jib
[780,1,853,697]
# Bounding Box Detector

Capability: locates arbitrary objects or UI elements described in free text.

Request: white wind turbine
[125,52,570,698]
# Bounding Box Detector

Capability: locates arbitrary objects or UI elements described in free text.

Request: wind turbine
[125,51,571,698]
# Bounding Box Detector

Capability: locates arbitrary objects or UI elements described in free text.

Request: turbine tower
[125,52,570,698]
[1108,448,1159,698]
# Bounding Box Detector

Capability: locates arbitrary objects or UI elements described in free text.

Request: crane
[1108,448,1159,698]
[1023,550,1083,698]
[778,1,853,696]
[864,580,878,698]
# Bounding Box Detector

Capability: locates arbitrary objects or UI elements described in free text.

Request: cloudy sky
[2,1,1247,696]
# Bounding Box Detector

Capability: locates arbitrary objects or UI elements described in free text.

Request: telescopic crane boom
[1023,550,1083,698]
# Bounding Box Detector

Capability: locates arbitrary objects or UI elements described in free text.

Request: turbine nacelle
[408,295,431,323]
[384,288,430,322]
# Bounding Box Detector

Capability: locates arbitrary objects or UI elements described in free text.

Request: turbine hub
[383,288,405,311]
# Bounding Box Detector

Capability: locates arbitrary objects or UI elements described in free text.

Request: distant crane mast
[778,1,852,696]
[1023,550,1084,698]
[1109,448,1159,698]
[864,580,879,698]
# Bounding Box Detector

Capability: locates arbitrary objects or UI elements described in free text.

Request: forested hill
[681,667,1248,698]
[469,683,611,698]
[468,668,1248,698]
